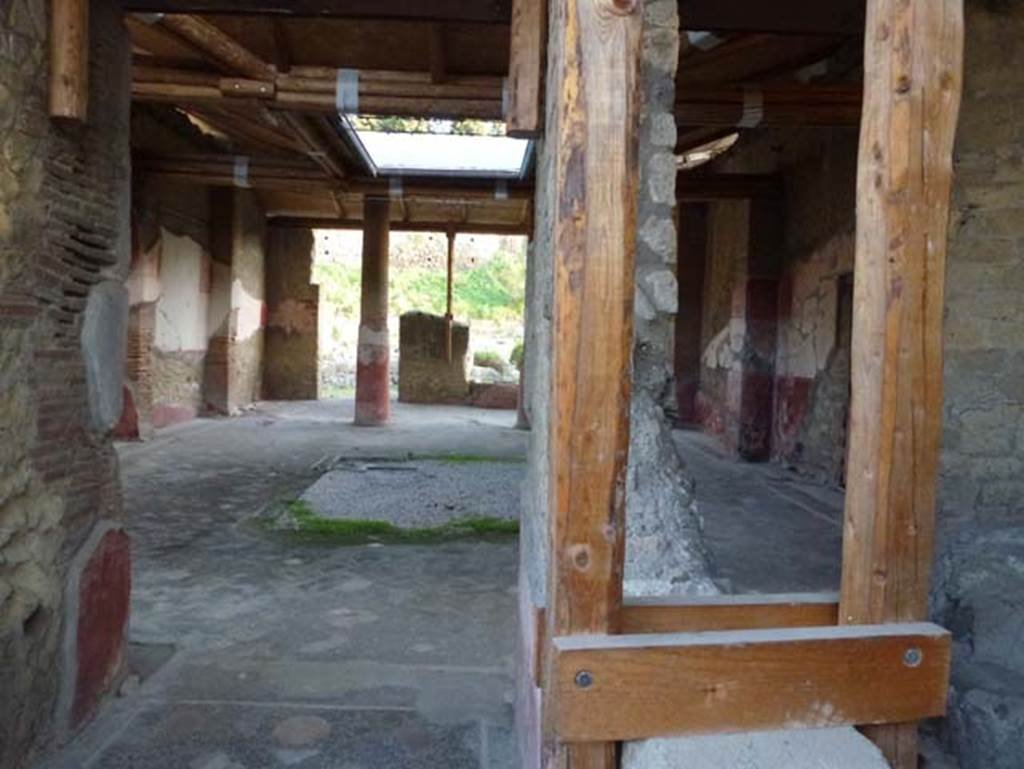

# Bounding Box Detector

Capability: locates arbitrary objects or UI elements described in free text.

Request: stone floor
[673,429,844,594]
[43,401,859,769]
[44,401,525,769]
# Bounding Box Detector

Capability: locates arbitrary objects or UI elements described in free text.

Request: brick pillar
[674,203,709,426]
[354,197,391,426]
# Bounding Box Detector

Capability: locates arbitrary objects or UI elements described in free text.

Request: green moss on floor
[274,499,519,544]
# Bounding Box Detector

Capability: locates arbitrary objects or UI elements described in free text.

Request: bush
[509,342,525,371]
[473,350,505,372]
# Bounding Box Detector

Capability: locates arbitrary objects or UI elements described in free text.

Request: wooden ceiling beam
[133,67,506,120]
[676,83,863,128]
[679,0,865,35]
[273,217,530,235]
[121,0,514,24]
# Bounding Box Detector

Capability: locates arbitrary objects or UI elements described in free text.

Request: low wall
[397,311,470,404]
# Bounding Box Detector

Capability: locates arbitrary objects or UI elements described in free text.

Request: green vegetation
[509,342,525,371]
[350,116,506,136]
[473,350,505,371]
[314,236,526,323]
[277,499,519,544]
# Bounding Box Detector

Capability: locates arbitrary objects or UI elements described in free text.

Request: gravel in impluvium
[299,459,524,528]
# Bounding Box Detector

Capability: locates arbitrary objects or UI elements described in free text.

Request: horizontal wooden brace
[621,592,839,634]
[535,593,839,689]
[550,622,951,743]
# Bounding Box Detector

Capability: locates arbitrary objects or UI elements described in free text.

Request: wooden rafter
[679,0,866,35]
[120,0,515,24]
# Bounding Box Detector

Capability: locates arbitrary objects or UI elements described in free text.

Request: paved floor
[673,430,844,594]
[44,401,850,769]
[46,401,525,769]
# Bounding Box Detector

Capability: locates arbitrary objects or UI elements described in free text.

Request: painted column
[674,203,709,426]
[354,196,391,425]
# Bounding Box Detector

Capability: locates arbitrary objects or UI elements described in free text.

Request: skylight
[346,119,531,178]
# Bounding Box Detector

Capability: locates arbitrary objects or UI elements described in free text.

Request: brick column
[354,197,391,426]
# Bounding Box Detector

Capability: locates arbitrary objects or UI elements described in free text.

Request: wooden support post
[542,0,643,766]
[50,0,89,120]
[354,197,391,426]
[445,228,456,363]
[505,0,546,137]
[840,1,964,766]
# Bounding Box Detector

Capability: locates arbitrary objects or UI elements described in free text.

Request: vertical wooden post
[840,0,963,766]
[50,0,90,120]
[354,197,391,426]
[542,0,643,766]
[445,228,456,363]
[506,0,546,138]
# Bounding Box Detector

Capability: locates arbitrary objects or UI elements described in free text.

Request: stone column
[354,197,391,426]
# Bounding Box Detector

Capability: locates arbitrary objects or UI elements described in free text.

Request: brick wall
[0,1,131,766]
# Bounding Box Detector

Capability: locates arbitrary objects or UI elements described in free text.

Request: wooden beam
[542,1,643,767]
[677,173,782,201]
[158,14,274,79]
[276,112,348,181]
[505,0,546,138]
[121,0,514,24]
[840,0,963,766]
[50,0,90,120]
[274,217,530,235]
[137,154,534,202]
[550,623,951,743]
[621,593,839,634]
[679,0,866,35]
[133,67,506,120]
[676,83,863,129]
[429,23,447,83]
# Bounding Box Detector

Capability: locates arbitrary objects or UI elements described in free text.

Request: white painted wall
[154,230,209,352]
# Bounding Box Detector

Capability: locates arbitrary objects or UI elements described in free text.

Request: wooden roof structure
[121,0,866,234]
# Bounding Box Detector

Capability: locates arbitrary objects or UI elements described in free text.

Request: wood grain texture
[50,0,90,120]
[505,0,546,137]
[841,1,964,765]
[541,0,643,766]
[551,624,952,742]
[160,14,276,79]
[620,593,840,634]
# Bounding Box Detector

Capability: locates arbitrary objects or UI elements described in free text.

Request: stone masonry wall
[397,311,470,404]
[0,2,132,767]
[264,226,319,400]
[931,2,1024,766]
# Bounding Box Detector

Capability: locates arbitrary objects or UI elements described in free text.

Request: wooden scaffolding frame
[533,1,965,768]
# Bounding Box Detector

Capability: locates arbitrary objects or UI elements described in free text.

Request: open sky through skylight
[354,130,530,178]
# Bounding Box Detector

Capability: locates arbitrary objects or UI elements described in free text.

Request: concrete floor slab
[300,460,523,528]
